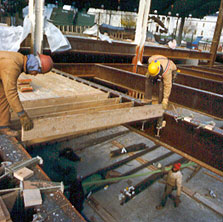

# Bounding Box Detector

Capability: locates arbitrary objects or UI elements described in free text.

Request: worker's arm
[1,60,33,130]
[1,60,24,113]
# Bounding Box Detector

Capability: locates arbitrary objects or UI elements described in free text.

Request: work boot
[0,128,19,137]
[156,205,164,210]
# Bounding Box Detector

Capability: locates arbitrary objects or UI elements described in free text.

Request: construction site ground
[37,125,222,222]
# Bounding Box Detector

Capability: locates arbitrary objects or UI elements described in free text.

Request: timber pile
[15,72,163,144]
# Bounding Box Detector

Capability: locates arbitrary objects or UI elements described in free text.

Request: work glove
[162,99,168,110]
[175,195,181,207]
[19,111,34,131]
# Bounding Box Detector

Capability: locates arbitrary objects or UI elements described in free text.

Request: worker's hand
[19,112,34,131]
[175,195,181,207]
[162,99,168,110]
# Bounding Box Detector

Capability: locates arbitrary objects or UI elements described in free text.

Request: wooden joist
[21,93,109,109]
[12,97,121,120]
[27,102,133,119]
[21,104,163,142]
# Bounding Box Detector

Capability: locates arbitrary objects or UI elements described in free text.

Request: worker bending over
[156,163,182,210]
[0,51,53,136]
[147,55,178,110]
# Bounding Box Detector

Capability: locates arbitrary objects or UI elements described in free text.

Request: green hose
[82,162,197,187]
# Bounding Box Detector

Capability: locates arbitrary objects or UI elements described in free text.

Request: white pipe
[28,0,35,53]
[139,0,151,50]
[34,0,45,55]
[134,0,146,45]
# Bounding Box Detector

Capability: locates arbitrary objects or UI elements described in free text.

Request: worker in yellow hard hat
[0,51,53,137]
[146,55,179,136]
[146,55,179,110]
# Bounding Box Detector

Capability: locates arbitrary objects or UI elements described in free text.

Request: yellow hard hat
[148,60,161,76]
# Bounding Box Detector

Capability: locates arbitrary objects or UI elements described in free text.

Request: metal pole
[28,0,35,54]
[209,0,223,67]
[34,0,44,55]
[133,0,151,72]
[138,0,151,62]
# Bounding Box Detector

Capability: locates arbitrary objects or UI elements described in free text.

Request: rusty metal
[127,110,223,173]
[54,64,223,118]
[122,152,174,177]
[21,34,212,62]
[110,143,147,158]
[171,83,223,118]
[191,65,223,74]
[0,135,85,222]
[66,36,212,61]
[179,66,223,81]
[82,144,160,181]
[175,73,223,94]
[143,46,211,60]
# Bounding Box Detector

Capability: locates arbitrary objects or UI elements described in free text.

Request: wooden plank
[27,102,133,119]
[11,103,133,131]
[23,189,42,208]
[13,167,34,181]
[22,104,163,142]
[20,72,103,97]
[12,98,120,120]
[21,93,109,109]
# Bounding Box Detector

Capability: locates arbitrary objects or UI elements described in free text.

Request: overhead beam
[22,35,211,61]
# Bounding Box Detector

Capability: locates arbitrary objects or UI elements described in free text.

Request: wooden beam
[22,104,163,142]
[12,98,120,120]
[21,92,109,109]
[11,103,133,131]
[29,102,133,119]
